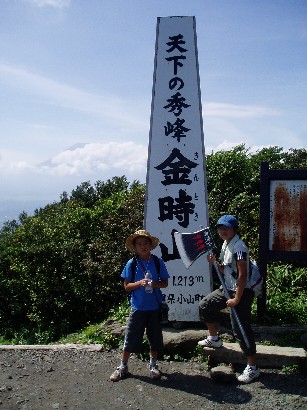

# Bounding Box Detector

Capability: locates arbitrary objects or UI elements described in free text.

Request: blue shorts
[123,309,163,353]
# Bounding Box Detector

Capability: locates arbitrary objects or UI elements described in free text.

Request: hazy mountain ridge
[0,200,49,227]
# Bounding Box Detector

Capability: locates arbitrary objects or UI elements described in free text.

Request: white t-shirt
[219,234,249,291]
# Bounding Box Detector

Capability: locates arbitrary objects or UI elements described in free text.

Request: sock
[120,360,128,368]
[248,365,257,370]
[150,357,157,367]
[208,335,219,341]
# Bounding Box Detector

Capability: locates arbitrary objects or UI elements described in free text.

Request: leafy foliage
[206,144,259,252]
[0,177,145,342]
[0,147,306,343]
[206,145,307,256]
[264,263,306,325]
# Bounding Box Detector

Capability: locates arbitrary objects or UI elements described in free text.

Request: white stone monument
[145,16,211,322]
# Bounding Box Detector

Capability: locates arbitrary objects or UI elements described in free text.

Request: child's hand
[226,298,240,308]
[140,279,149,287]
[207,254,216,264]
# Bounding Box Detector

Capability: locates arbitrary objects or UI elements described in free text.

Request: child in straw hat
[110,229,169,382]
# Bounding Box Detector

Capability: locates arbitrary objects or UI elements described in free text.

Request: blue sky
[0,0,306,217]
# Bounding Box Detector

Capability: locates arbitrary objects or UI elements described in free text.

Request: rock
[300,333,307,351]
[210,365,237,383]
[171,321,189,330]
[252,325,307,347]
[163,327,208,354]
[161,324,307,364]
[0,344,103,351]
[200,342,307,368]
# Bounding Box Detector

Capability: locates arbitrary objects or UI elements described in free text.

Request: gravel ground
[0,348,306,410]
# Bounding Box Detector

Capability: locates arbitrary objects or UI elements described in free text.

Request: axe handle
[212,259,251,350]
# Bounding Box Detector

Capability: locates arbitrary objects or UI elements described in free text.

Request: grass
[281,364,300,374]
[59,300,131,347]
[59,321,124,348]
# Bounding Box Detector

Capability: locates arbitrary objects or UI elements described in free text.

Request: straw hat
[125,229,159,253]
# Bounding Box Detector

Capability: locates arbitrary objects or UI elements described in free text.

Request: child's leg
[149,350,158,367]
[110,310,145,381]
[206,322,219,336]
[247,354,256,367]
[146,310,163,354]
[123,309,147,354]
[120,350,130,367]
[199,287,227,326]
[149,349,161,379]
[230,289,256,357]
[146,310,163,374]
[110,350,130,382]
[198,287,227,346]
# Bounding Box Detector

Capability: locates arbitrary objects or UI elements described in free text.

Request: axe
[174,227,250,349]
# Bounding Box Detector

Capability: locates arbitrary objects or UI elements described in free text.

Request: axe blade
[174,227,215,269]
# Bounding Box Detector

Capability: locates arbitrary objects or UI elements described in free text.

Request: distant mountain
[1,144,92,229]
[37,143,89,168]
[0,200,49,228]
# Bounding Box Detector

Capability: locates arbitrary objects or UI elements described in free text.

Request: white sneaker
[150,365,161,379]
[198,337,223,348]
[109,366,129,382]
[237,366,260,384]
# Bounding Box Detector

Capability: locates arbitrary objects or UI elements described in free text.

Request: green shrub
[0,178,144,343]
[264,263,306,325]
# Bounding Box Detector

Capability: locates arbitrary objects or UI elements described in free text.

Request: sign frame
[258,161,307,317]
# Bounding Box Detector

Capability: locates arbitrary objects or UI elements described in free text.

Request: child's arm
[123,278,151,292]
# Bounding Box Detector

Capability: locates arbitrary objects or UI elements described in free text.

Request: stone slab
[201,342,306,368]
[0,344,103,351]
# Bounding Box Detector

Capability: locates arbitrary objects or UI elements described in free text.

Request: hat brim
[125,232,159,253]
[216,222,235,228]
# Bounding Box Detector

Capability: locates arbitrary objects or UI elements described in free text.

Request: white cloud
[203,102,279,118]
[0,141,148,202]
[25,0,70,8]
[3,141,148,177]
[205,140,241,153]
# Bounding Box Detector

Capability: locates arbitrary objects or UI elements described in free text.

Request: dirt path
[0,348,306,409]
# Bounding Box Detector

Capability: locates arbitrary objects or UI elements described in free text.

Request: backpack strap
[152,254,161,281]
[130,256,138,283]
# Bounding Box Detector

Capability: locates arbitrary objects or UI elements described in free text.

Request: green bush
[264,264,306,325]
[0,177,145,343]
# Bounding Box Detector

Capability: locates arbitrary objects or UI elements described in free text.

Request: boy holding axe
[198,215,260,384]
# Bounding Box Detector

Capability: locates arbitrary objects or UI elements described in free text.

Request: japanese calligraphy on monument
[145,16,210,321]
